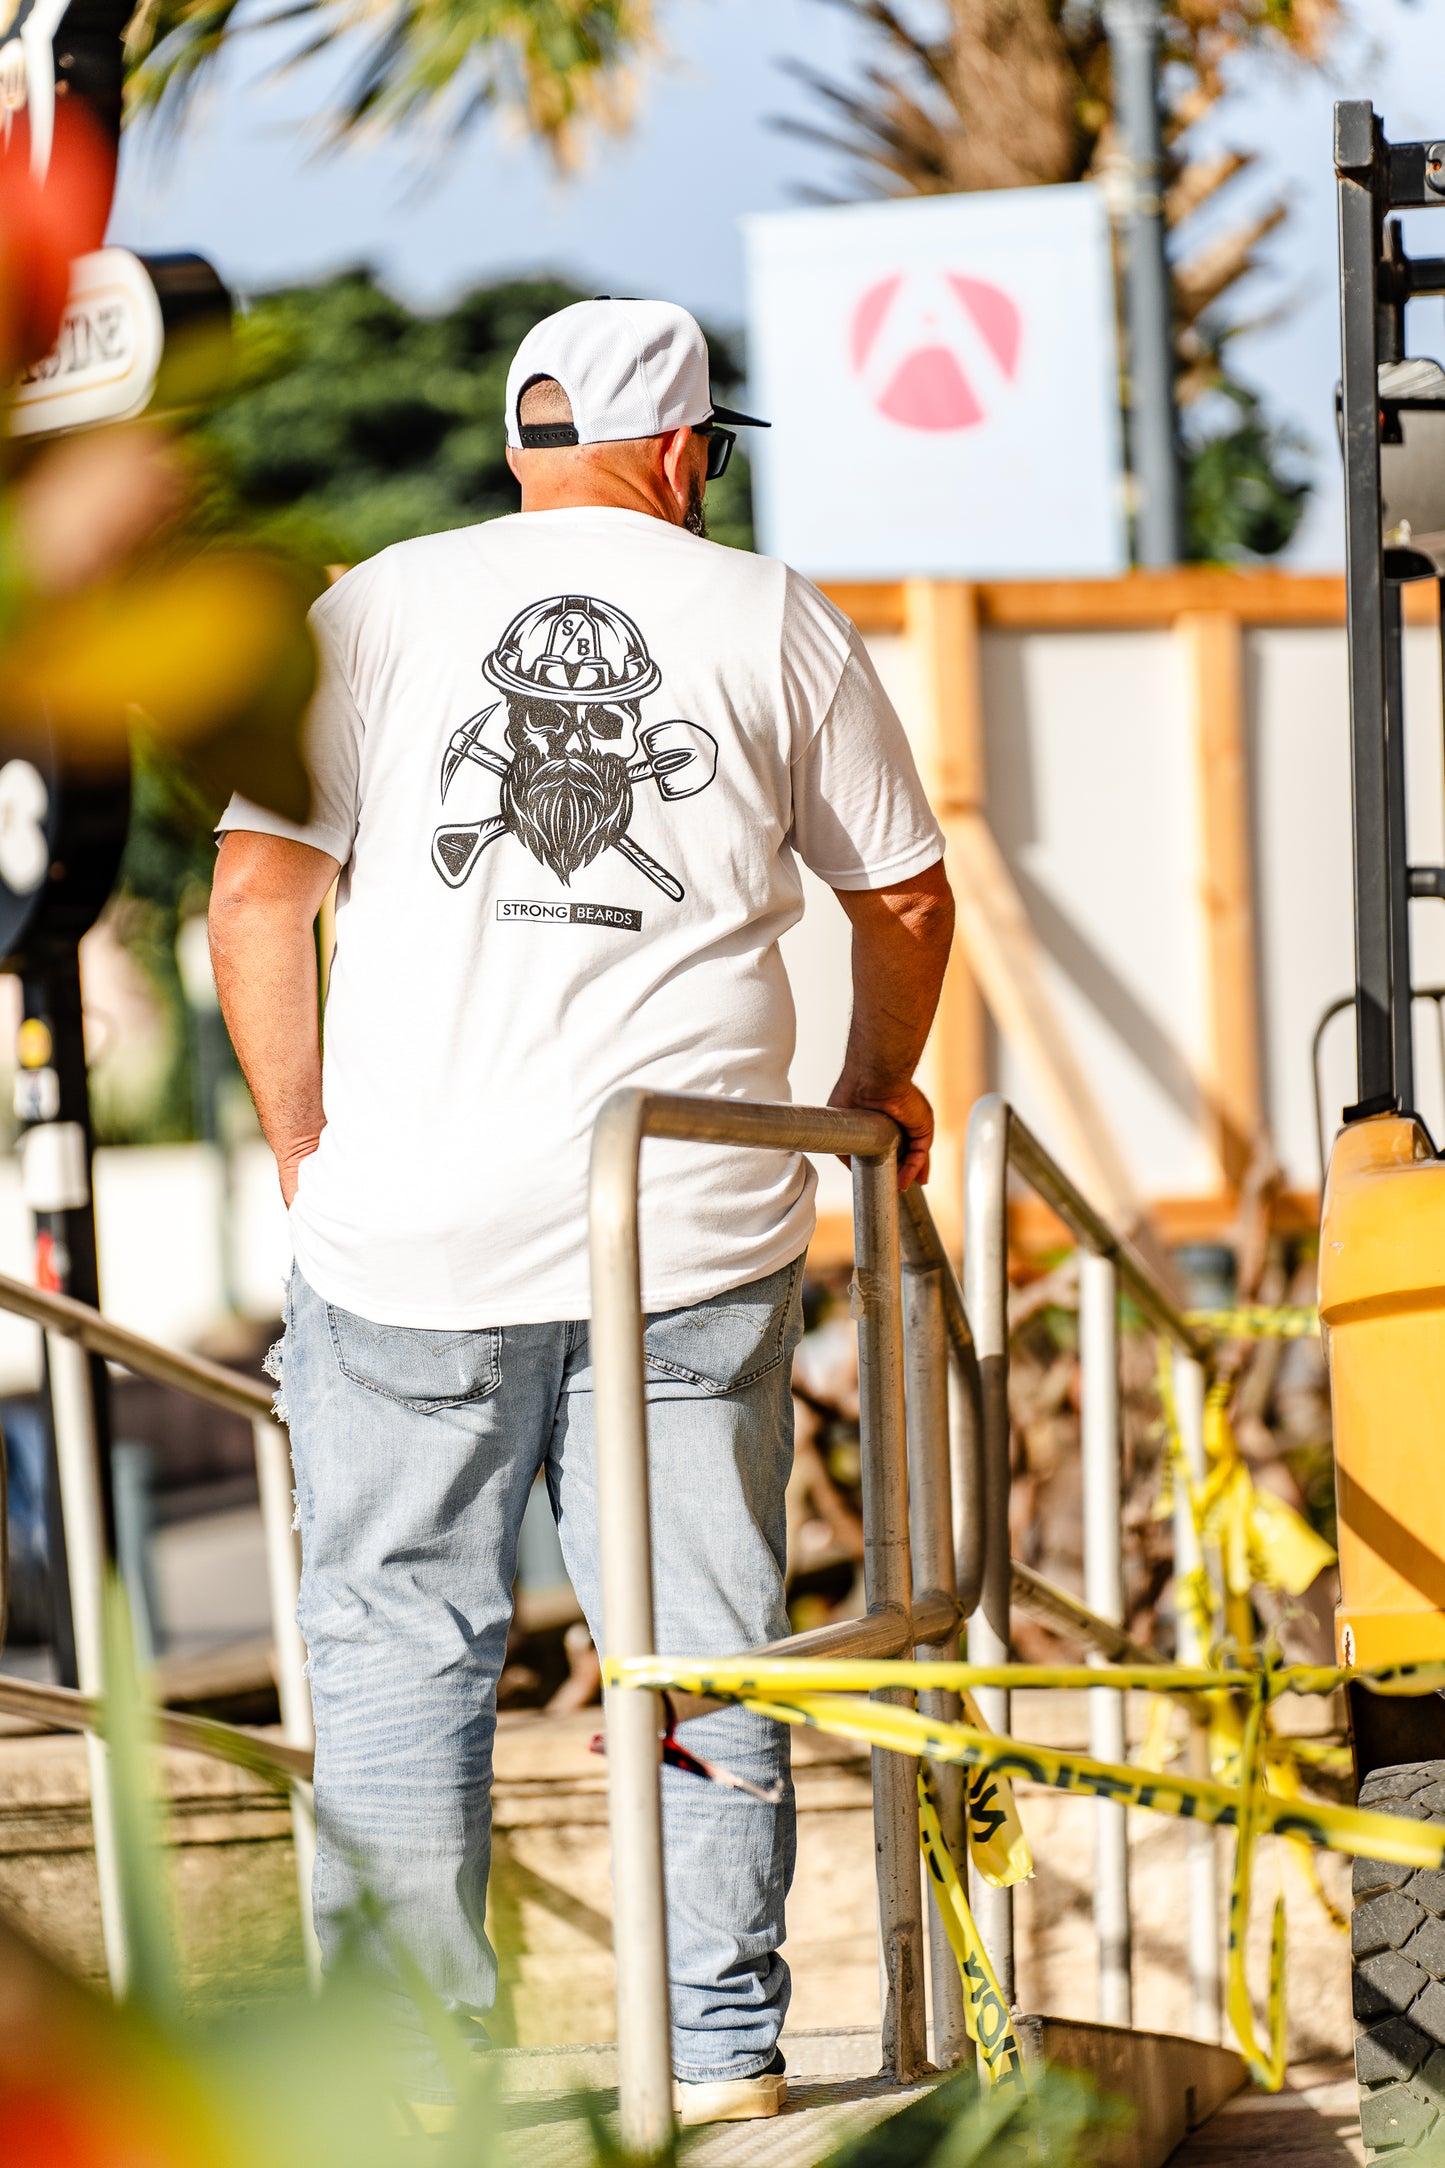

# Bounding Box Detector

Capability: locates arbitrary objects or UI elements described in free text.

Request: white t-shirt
[219,508,943,1326]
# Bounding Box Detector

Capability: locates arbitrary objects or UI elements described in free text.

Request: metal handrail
[0,1267,273,1420]
[0,1669,315,1783]
[901,1183,984,1615]
[0,1264,316,1988]
[965,1093,1221,2041]
[589,1087,979,2153]
[1004,1117,1213,1368]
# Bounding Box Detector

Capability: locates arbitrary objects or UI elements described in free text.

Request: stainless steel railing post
[899,1187,985,1619]
[589,1091,673,2157]
[1172,1347,1221,2042]
[45,1327,128,1993]
[902,1246,968,2067]
[963,1096,1014,2005]
[253,1415,320,1979]
[855,1145,929,2081]
[1080,1252,1132,2027]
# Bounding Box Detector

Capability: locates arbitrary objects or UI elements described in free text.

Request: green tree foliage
[125,0,654,158]
[193,271,755,562]
[1184,380,1311,562]
[96,748,217,1145]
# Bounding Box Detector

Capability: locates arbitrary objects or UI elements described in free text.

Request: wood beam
[1180,611,1265,1191]
[903,579,988,1252]
[820,568,1440,633]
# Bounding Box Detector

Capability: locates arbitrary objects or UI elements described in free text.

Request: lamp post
[1104,0,1185,566]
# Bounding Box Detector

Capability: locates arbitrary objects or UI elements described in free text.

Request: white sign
[742,187,1127,579]
[10,248,165,438]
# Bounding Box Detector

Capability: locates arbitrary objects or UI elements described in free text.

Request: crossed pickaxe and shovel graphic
[431,704,718,901]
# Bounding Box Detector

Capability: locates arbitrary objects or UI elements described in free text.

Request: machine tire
[1355,1761,1445,2157]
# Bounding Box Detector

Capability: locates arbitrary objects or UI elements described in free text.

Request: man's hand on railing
[828,1076,935,1190]
[827,862,953,1191]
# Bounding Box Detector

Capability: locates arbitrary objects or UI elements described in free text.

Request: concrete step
[500,2021,1248,2168]
[494,2025,883,2095]
[1175,2062,1363,2167]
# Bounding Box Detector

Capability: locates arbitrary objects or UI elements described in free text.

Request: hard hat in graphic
[482,594,660,705]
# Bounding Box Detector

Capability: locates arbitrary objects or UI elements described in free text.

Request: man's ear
[505,446,523,482]
[659,428,697,515]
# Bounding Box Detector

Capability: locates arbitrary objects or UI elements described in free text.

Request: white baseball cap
[505,297,768,449]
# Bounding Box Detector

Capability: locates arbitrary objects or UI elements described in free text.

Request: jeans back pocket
[643,1255,804,1396]
[325,1303,503,1413]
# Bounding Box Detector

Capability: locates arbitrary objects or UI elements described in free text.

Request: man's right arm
[209,831,342,1207]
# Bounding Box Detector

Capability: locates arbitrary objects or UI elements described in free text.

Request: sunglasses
[696,423,736,481]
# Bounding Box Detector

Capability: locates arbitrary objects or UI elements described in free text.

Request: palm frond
[124,0,654,164]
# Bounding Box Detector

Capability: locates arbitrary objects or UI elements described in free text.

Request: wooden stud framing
[903,581,988,1249]
[820,566,1440,637]
[813,566,1338,1254]
[899,580,1164,1262]
[1180,611,1265,1193]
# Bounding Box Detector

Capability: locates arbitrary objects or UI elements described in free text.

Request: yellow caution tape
[607,1655,1445,1869]
[608,1650,1445,2093]
[1225,1689,1288,2090]
[1187,1306,1320,1340]
[960,1687,1032,1889]
[918,1771,1026,2090]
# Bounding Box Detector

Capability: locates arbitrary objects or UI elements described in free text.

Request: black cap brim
[709,402,770,429]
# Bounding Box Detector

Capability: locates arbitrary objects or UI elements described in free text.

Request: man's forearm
[828,861,955,1189]
[209,833,338,1206]
[836,871,954,1093]
[211,895,325,1202]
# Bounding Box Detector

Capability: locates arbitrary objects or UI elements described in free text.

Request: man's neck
[514,446,682,526]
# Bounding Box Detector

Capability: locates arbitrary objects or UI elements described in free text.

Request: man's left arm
[829,859,955,1189]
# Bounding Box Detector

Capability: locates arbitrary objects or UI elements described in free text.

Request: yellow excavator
[1321,98,1445,2159]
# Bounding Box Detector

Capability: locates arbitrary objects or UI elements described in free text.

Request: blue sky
[109,0,1445,568]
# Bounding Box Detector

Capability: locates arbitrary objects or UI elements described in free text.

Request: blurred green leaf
[103,1575,181,2026]
[125,0,654,161]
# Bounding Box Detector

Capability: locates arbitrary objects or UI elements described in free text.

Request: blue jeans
[279,1256,804,2098]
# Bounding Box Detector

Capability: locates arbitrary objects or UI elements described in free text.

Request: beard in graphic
[502,734,633,884]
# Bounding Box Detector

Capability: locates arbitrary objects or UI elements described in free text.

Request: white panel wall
[1251,622,1445,1192]
[1248,628,1355,1191]
[785,612,1445,1209]
[982,627,1217,1198]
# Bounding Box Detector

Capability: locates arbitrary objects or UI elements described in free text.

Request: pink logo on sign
[851,273,1021,432]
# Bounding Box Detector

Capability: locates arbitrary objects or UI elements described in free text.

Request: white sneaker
[674,2051,787,2127]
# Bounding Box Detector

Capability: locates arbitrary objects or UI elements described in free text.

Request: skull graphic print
[432,595,717,903]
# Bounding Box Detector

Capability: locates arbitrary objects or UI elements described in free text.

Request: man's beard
[502,738,633,884]
[684,476,708,538]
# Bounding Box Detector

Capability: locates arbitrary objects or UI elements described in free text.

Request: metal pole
[1384,581,1416,1109]
[588,1092,673,2157]
[903,1258,968,2068]
[46,1326,128,1993]
[856,1147,928,2082]
[253,1416,320,1980]
[900,1185,983,1615]
[20,942,116,1687]
[963,1097,1014,2003]
[1172,1349,1220,2041]
[1336,100,1396,1112]
[1104,0,1184,567]
[1080,1254,1132,2028]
